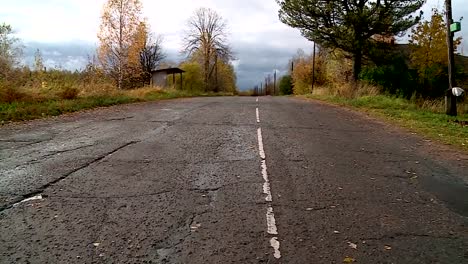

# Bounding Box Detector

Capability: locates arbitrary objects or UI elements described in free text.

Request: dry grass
[237,90,254,96]
[312,82,468,115]
[123,86,164,98]
[0,84,234,123]
[78,83,119,97]
[313,82,381,98]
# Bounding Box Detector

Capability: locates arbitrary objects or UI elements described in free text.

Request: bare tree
[183,8,233,91]
[140,34,166,85]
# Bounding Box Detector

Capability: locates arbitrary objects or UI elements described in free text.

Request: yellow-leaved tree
[98,0,143,89]
[126,21,148,88]
[290,48,327,95]
[409,8,462,81]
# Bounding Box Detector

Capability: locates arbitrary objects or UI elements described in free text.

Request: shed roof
[151,67,185,74]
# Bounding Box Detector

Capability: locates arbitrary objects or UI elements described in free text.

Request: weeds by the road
[302,86,468,152]
[0,87,233,123]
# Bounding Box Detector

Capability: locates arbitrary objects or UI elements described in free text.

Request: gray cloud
[23,41,95,70]
[232,43,299,89]
[12,0,467,90]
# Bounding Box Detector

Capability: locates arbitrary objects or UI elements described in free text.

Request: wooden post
[445,0,457,116]
[312,42,316,94]
[291,61,294,91]
[173,73,176,88]
[180,72,183,90]
[274,70,277,96]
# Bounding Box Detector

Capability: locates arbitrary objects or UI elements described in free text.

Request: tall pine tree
[278,0,425,81]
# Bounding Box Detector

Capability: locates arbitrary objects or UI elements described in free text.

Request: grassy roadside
[301,94,468,152]
[0,88,233,123]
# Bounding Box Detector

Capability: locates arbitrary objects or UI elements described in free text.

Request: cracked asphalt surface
[0,96,467,263]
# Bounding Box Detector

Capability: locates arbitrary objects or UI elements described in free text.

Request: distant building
[151,68,185,89]
[372,34,396,45]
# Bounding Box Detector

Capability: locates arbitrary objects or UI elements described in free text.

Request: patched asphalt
[0,96,467,263]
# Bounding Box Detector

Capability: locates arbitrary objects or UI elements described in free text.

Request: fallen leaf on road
[190,223,202,231]
[348,242,358,249]
[343,257,355,263]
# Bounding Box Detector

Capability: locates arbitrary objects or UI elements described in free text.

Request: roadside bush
[0,82,28,103]
[279,75,293,95]
[360,57,419,99]
[59,86,80,100]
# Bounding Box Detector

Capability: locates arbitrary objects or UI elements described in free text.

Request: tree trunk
[204,58,209,91]
[204,47,210,91]
[214,53,218,93]
[352,49,362,82]
[118,60,123,90]
[118,0,124,90]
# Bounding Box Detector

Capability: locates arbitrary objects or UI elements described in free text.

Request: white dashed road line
[261,160,272,202]
[257,128,266,160]
[255,97,281,259]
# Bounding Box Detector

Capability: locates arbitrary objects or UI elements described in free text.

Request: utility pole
[445,0,457,116]
[274,70,277,96]
[291,61,294,91]
[311,42,316,94]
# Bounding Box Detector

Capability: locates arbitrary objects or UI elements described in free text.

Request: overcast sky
[1,0,467,89]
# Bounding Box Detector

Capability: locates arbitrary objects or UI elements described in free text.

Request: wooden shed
[151,68,185,89]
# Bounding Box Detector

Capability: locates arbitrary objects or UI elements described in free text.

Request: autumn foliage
[97,0,145,89]
[409,9,462,83]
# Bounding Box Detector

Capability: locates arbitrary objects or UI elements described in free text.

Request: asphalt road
[0,96,467,263]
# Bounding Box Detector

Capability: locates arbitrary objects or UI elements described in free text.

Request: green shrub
[360,57,419,99]
[279,75,293,95]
